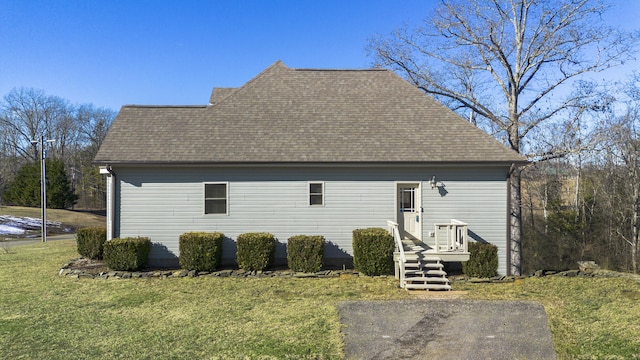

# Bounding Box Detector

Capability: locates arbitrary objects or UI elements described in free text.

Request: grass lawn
[1,240,640,359]
[460,275,640,359]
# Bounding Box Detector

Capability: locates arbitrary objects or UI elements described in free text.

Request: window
[204,183,227,214]
[399,187,416,212]
[309,182,324,206]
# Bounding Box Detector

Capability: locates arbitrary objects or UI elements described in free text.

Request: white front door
[397,183,421,240]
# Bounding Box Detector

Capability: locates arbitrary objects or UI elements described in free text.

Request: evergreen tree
[2,159,78,209]
[46,158,78,208]
[3,161,40,207]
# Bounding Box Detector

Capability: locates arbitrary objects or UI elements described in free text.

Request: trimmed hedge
[179,232,223,271]
[287,235,324,273]
[352,227,395,276]
[462,242,499,278]
[76,227,107,259]
[103,237,151,271]
[236,232,275,271]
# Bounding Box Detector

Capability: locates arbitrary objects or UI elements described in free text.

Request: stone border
[59,257,640,282]
[58,257,361,280]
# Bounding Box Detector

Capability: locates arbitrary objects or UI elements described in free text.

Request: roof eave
[93,159,527,167]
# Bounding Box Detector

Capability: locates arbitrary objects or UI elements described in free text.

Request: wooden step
[404,254,443,262]
[405,283,452,291]
[404,269,447,276]
[403,262,444,269]
[404,276,450,283]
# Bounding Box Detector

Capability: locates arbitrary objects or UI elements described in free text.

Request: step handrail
[387,220,406,263]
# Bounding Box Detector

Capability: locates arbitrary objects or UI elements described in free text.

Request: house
[95,61,525,281]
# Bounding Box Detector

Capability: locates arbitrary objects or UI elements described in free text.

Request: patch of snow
[0,224,25,235]
[0,215,63,235]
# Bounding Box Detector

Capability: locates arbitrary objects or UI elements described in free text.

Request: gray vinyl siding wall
[114,165,509,274]
[420,169,509,275]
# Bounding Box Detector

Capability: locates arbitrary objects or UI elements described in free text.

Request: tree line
[0,87,115,209]
[521,75,640,274]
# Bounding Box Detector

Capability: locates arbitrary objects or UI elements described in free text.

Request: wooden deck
[401,238,470,263]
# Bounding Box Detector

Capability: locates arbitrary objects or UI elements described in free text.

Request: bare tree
[75,104,115,157]
[0,88,72,161]
[0,88,115,209]
[595,75,640,273]
[71,104,115,209]
[368,0,637,275]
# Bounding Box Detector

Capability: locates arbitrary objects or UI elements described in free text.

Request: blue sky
[1,1,638,111]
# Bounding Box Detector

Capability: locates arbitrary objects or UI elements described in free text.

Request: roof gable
[95,61,524,164]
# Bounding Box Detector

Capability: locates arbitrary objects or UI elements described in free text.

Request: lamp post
[31,134,55,243]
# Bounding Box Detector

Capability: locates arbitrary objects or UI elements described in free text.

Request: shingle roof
[95,61,524,165]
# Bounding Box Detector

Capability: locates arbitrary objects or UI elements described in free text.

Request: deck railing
[433,219,468,253]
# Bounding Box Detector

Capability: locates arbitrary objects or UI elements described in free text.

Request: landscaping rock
[559,270,580,277]
[578,261,600,273]
[534,270,544,277]
[172,270,189,278]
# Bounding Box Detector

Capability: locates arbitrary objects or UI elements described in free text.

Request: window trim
[308,181,325,206]
[203,182,229,215]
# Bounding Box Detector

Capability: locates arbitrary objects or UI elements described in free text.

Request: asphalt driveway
[338,299,556,360]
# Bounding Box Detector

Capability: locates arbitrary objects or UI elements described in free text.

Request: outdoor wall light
[429,176,438,189]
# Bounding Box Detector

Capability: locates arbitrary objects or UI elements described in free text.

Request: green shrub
[462,242,498,278]
[103,237,151,271]
[76,227,107,259]
[352,228,394,276]
[287,235,324,273]
[236,232,275,271]
[179,232,223,271]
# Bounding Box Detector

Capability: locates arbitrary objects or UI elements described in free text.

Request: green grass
[457,277,640,359]
[0,240,410,359]
[2,241,640,359]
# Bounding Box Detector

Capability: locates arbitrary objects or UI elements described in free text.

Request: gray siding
[114,165,509,274]
[420,168,509,275]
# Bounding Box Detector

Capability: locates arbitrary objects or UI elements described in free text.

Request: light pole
[31,134,55,243]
